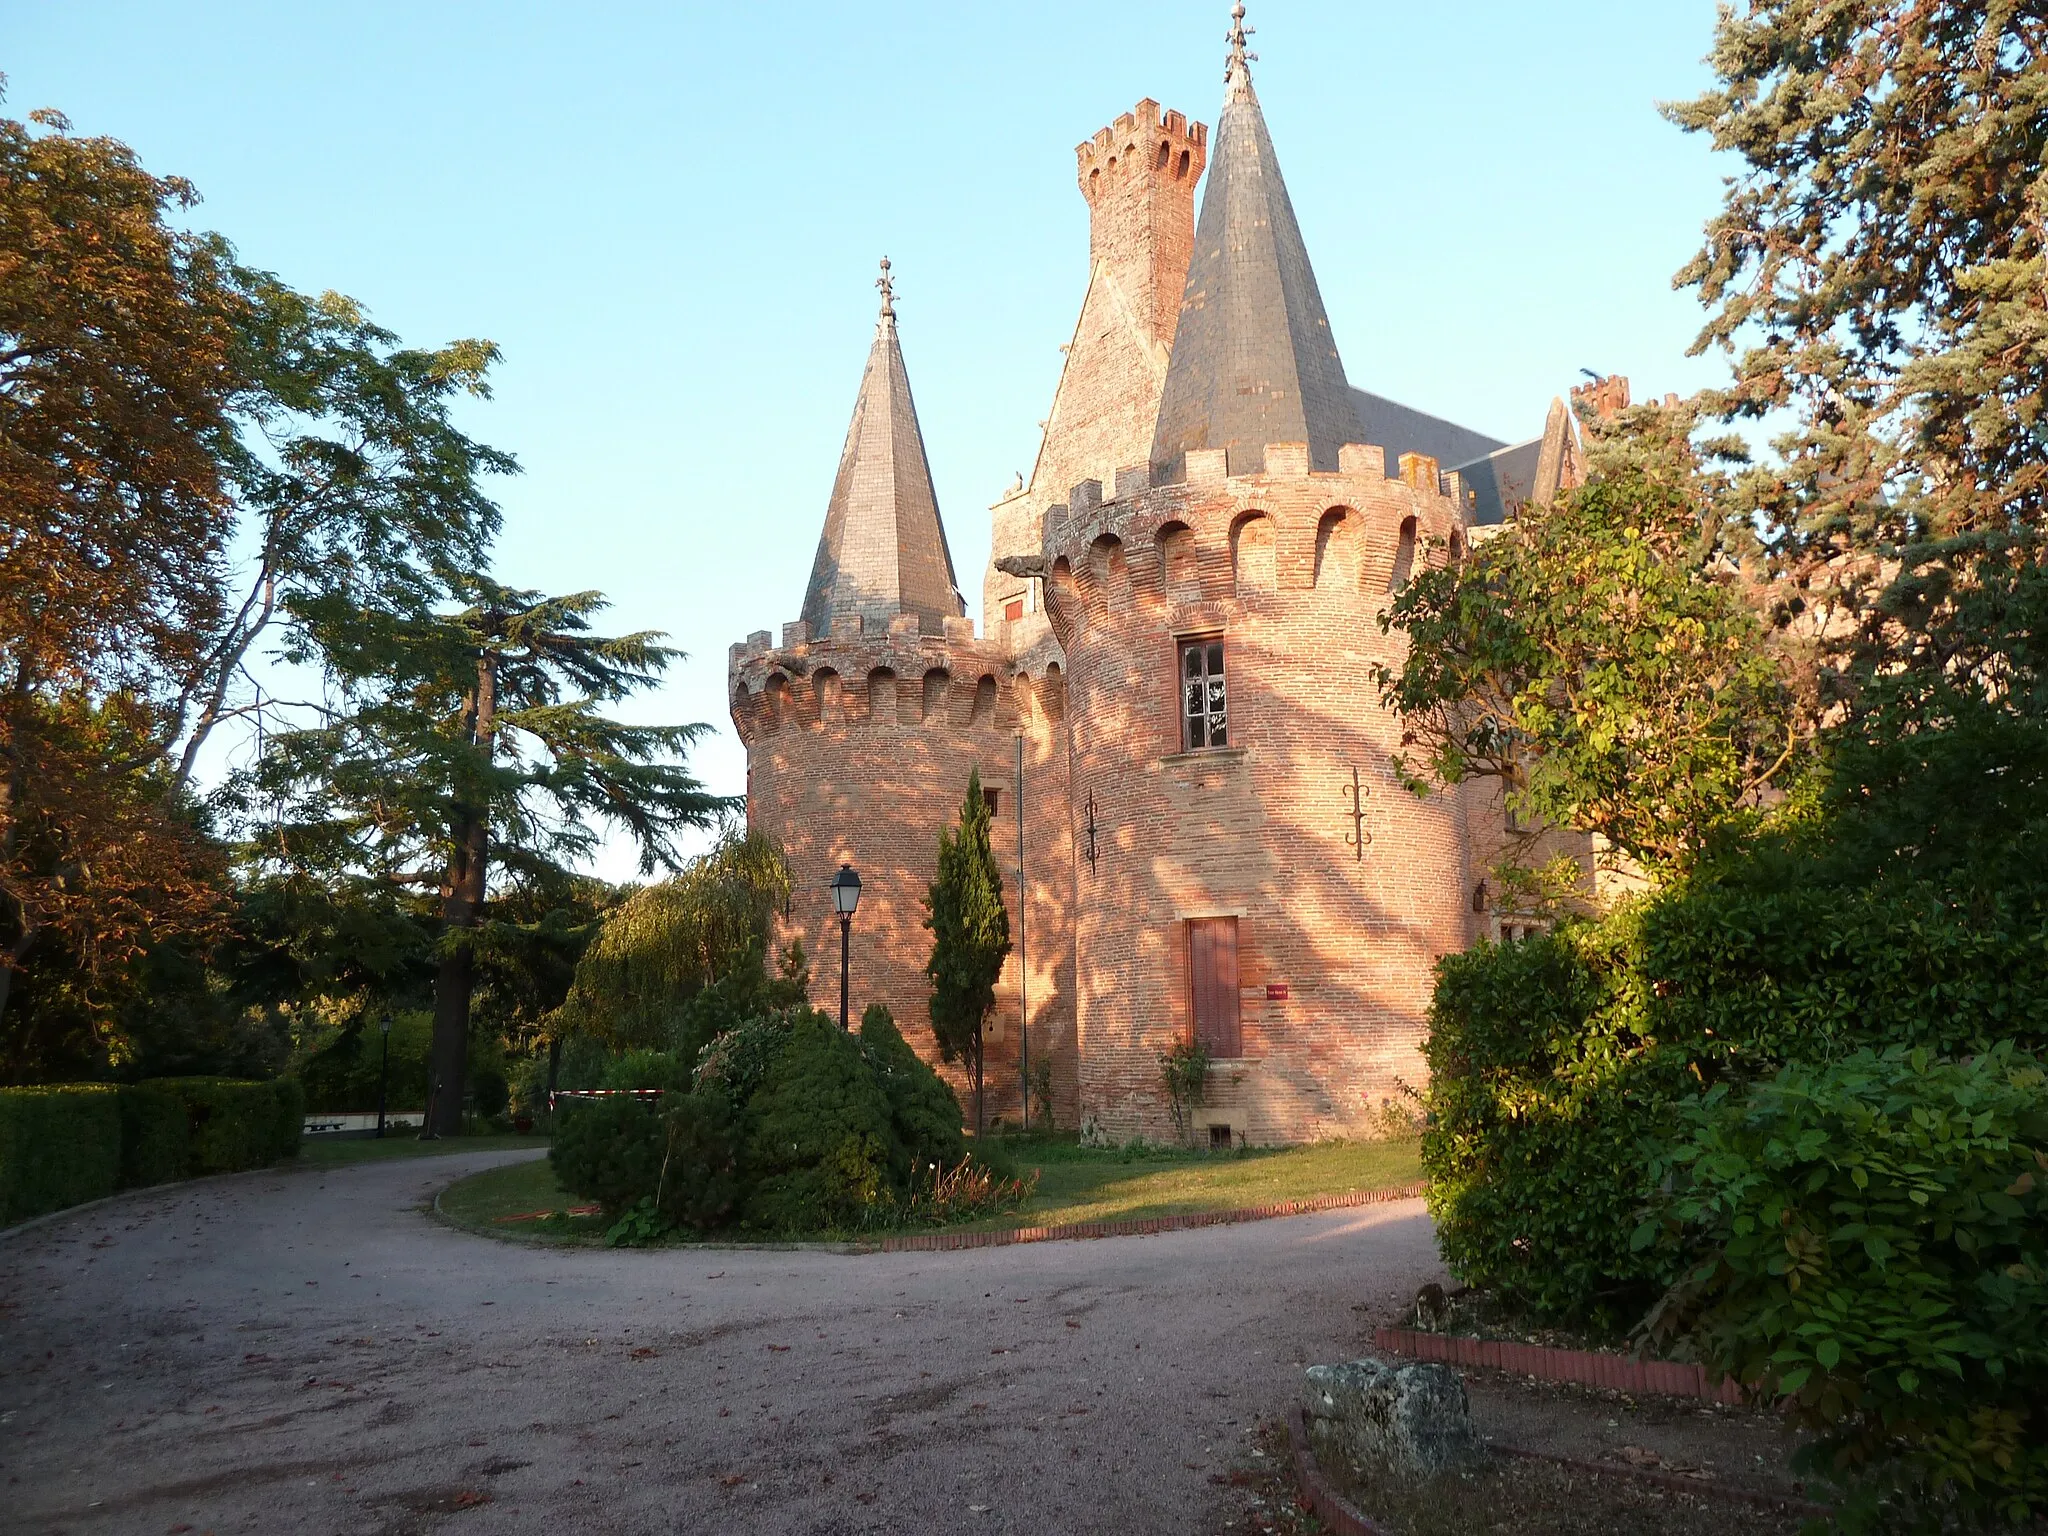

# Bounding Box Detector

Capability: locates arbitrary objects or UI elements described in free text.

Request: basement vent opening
[1210,1124,1234,1151]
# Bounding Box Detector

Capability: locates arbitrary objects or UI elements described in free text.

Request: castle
[729,7,1597,1144]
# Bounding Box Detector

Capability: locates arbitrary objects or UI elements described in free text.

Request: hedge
[159,1077,304,1173]
[0,1085,123,1224]
[0,1076,305,1227]
[118,1082,191,1189]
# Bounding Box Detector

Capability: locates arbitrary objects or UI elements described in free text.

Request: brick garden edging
[875,1183,1425,1252]
[1372,1325,1746,1405]
[1284,1405,1388,1536]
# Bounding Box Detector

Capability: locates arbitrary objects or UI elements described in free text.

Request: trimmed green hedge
[118,1082,191,1188]
[0,1085,123,1224]
[0,1076,305,1227]
[159,1077,303,1173]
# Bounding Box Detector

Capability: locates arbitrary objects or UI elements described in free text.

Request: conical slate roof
[800,261,965,638]
[1150,9,1358,479]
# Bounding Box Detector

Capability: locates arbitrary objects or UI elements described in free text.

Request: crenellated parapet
[1033,441,1472,651]
[1076,98,1208,203]
[729,612,1055,748]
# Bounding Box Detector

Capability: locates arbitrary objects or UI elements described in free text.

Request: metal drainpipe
[1016,731,1028,1129]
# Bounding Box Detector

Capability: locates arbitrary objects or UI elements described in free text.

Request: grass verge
[295,1131,546,1169]
[436,1136,1423,1246]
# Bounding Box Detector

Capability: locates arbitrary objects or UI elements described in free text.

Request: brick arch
[971,673,999,727]
[1313,507,1361,590]
[762,672,793,733]
[812,666,842,724]
[1088,533,1129,616]
[867,666,898,724]
[1230,510,1275,594]
[1388,515,1419,591]
[920,667,951,724]
[1155,519,1199,595]
[1041,661,1066,723]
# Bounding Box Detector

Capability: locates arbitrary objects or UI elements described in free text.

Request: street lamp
[829,863,862,1031]
[374,1011,392,1139]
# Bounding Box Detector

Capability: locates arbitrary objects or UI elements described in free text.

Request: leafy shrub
[745,1014,896,1233]
[668,957,808,1073]
[859,1004,963,1184]
[0,1085,121,1223]
[602,1050,693,1093]
[1644,876,2048,1066]
[1423,823,2048,1327]
[117,1082,190,1188]
[1639,1045,2048,1528]
[552,1004,969,1238]
[1159,1037,1211,1147]
[692,1006,807,1105]
[651,1090,745,1230]
[1421,916,1676,1325]
[550,1095,666,1217]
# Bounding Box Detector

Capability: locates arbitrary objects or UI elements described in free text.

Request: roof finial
[1226,2,1257,92]
[876,256,896,324]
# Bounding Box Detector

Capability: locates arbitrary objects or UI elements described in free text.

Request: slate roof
[800,271,965,638]
[1449,438,1544,526]
[1150,41,1360,479]
[1350,388,1505,477]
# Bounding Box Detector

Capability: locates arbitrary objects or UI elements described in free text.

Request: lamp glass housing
[829,864,862,917]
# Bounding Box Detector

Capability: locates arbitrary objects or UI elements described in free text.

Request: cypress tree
[923,768,1010,1139]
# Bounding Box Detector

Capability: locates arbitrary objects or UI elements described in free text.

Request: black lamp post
[829,863,862,1031]
[375,1011,392,1138]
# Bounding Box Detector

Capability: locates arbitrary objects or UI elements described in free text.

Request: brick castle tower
[732,5,1594,1142]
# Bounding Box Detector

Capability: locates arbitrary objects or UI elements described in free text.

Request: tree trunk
[972,1023,985,1140]
[427,650,496,1137]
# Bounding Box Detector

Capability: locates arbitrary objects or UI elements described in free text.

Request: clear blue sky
[6,1,1735,879]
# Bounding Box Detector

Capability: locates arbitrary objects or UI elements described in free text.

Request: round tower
[732,619,1065,1117]
[1043,447,1477,1144]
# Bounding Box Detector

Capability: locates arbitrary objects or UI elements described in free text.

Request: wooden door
[1187,917,1241,1059]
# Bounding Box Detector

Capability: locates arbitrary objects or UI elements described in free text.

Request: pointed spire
[799,261,965,639]
[1151,4,1358,480]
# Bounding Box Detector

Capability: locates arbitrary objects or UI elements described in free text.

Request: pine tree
[923,768,1010,1138]
[239,579,727,1134]
[1668,2,2048,735]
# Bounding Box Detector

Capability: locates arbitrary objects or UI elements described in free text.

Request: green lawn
[435,1137,1423,1245]
[972,1137,1423,1230]
[294,1131,546,1169]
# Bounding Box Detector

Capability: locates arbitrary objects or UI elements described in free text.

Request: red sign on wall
[1266,983,1290,1001]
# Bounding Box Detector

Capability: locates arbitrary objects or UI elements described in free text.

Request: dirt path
[0,1149,1447,1535]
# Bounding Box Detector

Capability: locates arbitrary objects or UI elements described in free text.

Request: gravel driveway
[0,1149,1446,1535]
